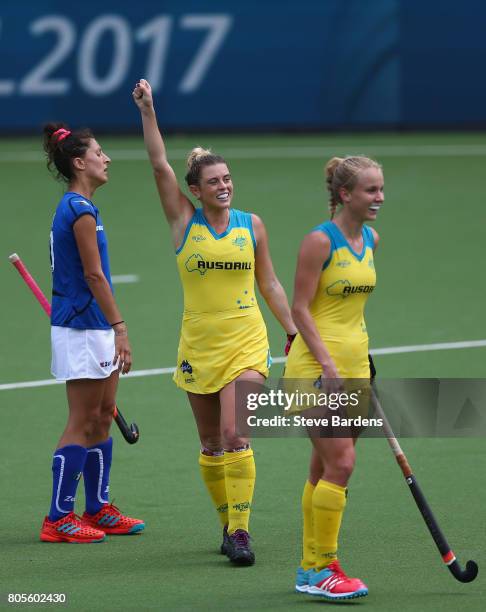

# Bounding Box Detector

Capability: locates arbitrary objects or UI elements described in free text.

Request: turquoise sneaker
[295,566,315,593]
[308,560,368,600]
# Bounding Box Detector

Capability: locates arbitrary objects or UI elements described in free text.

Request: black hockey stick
[113,405,139,444]
[370,381,478,583]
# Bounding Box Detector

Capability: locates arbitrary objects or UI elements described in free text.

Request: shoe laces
[101,501,121,515]
[60,512,83,526]
[326,560,348,579]
[231,529,250,548]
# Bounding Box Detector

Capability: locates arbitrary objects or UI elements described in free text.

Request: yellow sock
[312,479,347,570]
[301,480,316,570]
[198,452,228,527]
[224,448,255,534]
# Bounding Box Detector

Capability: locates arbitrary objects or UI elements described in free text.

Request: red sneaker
[40,513,106,543]
[308,560,368,600]
[82,503,145,535]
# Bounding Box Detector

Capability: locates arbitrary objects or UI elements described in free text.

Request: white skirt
[51,326,118,381]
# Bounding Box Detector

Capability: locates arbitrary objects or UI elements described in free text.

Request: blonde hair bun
[186,146,213,169]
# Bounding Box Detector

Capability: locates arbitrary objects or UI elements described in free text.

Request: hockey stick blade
[406,466,478,583]
[114,405,139,444]
[448,559,478,583]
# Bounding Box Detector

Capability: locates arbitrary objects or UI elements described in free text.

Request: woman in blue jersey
[40,123,144,543]
[285,156,383,600]
[133,79,296,565]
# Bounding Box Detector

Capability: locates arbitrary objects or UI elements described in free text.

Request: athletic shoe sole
[307,586,368,600]
[40,533,106,544]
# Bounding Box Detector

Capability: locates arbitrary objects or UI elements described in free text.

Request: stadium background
[1,1,485,610]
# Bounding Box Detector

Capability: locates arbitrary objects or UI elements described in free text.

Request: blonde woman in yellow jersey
[133,79,296,566]
[285,156,384,600]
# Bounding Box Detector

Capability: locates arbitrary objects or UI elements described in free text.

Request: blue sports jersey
[50,192,112,329]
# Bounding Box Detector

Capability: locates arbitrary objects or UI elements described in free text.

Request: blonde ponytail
[325,157,344,219]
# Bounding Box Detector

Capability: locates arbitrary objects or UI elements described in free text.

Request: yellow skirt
[173,307,270,394]
[284,333,370,379]
[283,333,371,416]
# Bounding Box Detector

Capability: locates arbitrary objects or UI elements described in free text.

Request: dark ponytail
[43,122,94,183]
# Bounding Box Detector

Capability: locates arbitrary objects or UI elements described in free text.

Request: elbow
[258,278,279,300]
[84,270,106,284]
[153,160,170,177]
[291,304,307,329]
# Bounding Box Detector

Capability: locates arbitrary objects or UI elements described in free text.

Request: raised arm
[132,79,194,248]
[252,214,297,336]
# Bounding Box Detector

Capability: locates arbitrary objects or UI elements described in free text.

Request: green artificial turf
[1,133,485,610]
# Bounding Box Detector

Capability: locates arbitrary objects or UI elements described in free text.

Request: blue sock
[48,445,87,522]
[83,437,113,515]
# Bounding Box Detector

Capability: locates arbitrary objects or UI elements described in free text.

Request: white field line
[1,338,486,392]
[111,274,139,284]
[3,143,486,163]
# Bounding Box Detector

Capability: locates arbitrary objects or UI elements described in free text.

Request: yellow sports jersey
[285,221,376,379]
[173,208,270,393]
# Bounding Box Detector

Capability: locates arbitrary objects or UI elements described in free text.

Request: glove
[285,333,297,356]
[368,354,376,379]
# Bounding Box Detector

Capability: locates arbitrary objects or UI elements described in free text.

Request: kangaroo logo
[185,253,206,275]
[326,279,351,298]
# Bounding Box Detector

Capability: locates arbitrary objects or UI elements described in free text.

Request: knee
[78,409,101,439]
[81,406,110,439]
[324,452,355,484]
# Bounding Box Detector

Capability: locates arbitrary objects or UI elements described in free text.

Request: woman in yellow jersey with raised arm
[133,79,296,566]
[285,156,383,600]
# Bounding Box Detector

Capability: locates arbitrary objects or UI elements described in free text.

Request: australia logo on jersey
[326,280,352,297]
[232,235,248,251]
[336,260,351,268]
[185,253,206,275]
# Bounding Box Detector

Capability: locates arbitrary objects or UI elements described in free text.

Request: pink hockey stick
[9,253,51,317]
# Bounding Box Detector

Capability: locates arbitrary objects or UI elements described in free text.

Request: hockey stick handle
[371,388,478,583]
[9,253,52,317]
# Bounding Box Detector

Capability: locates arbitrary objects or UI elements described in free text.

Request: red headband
[52,128,71,142]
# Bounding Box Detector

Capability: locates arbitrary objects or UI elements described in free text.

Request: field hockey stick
[8,253,140,444]
[370,385,478,583]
